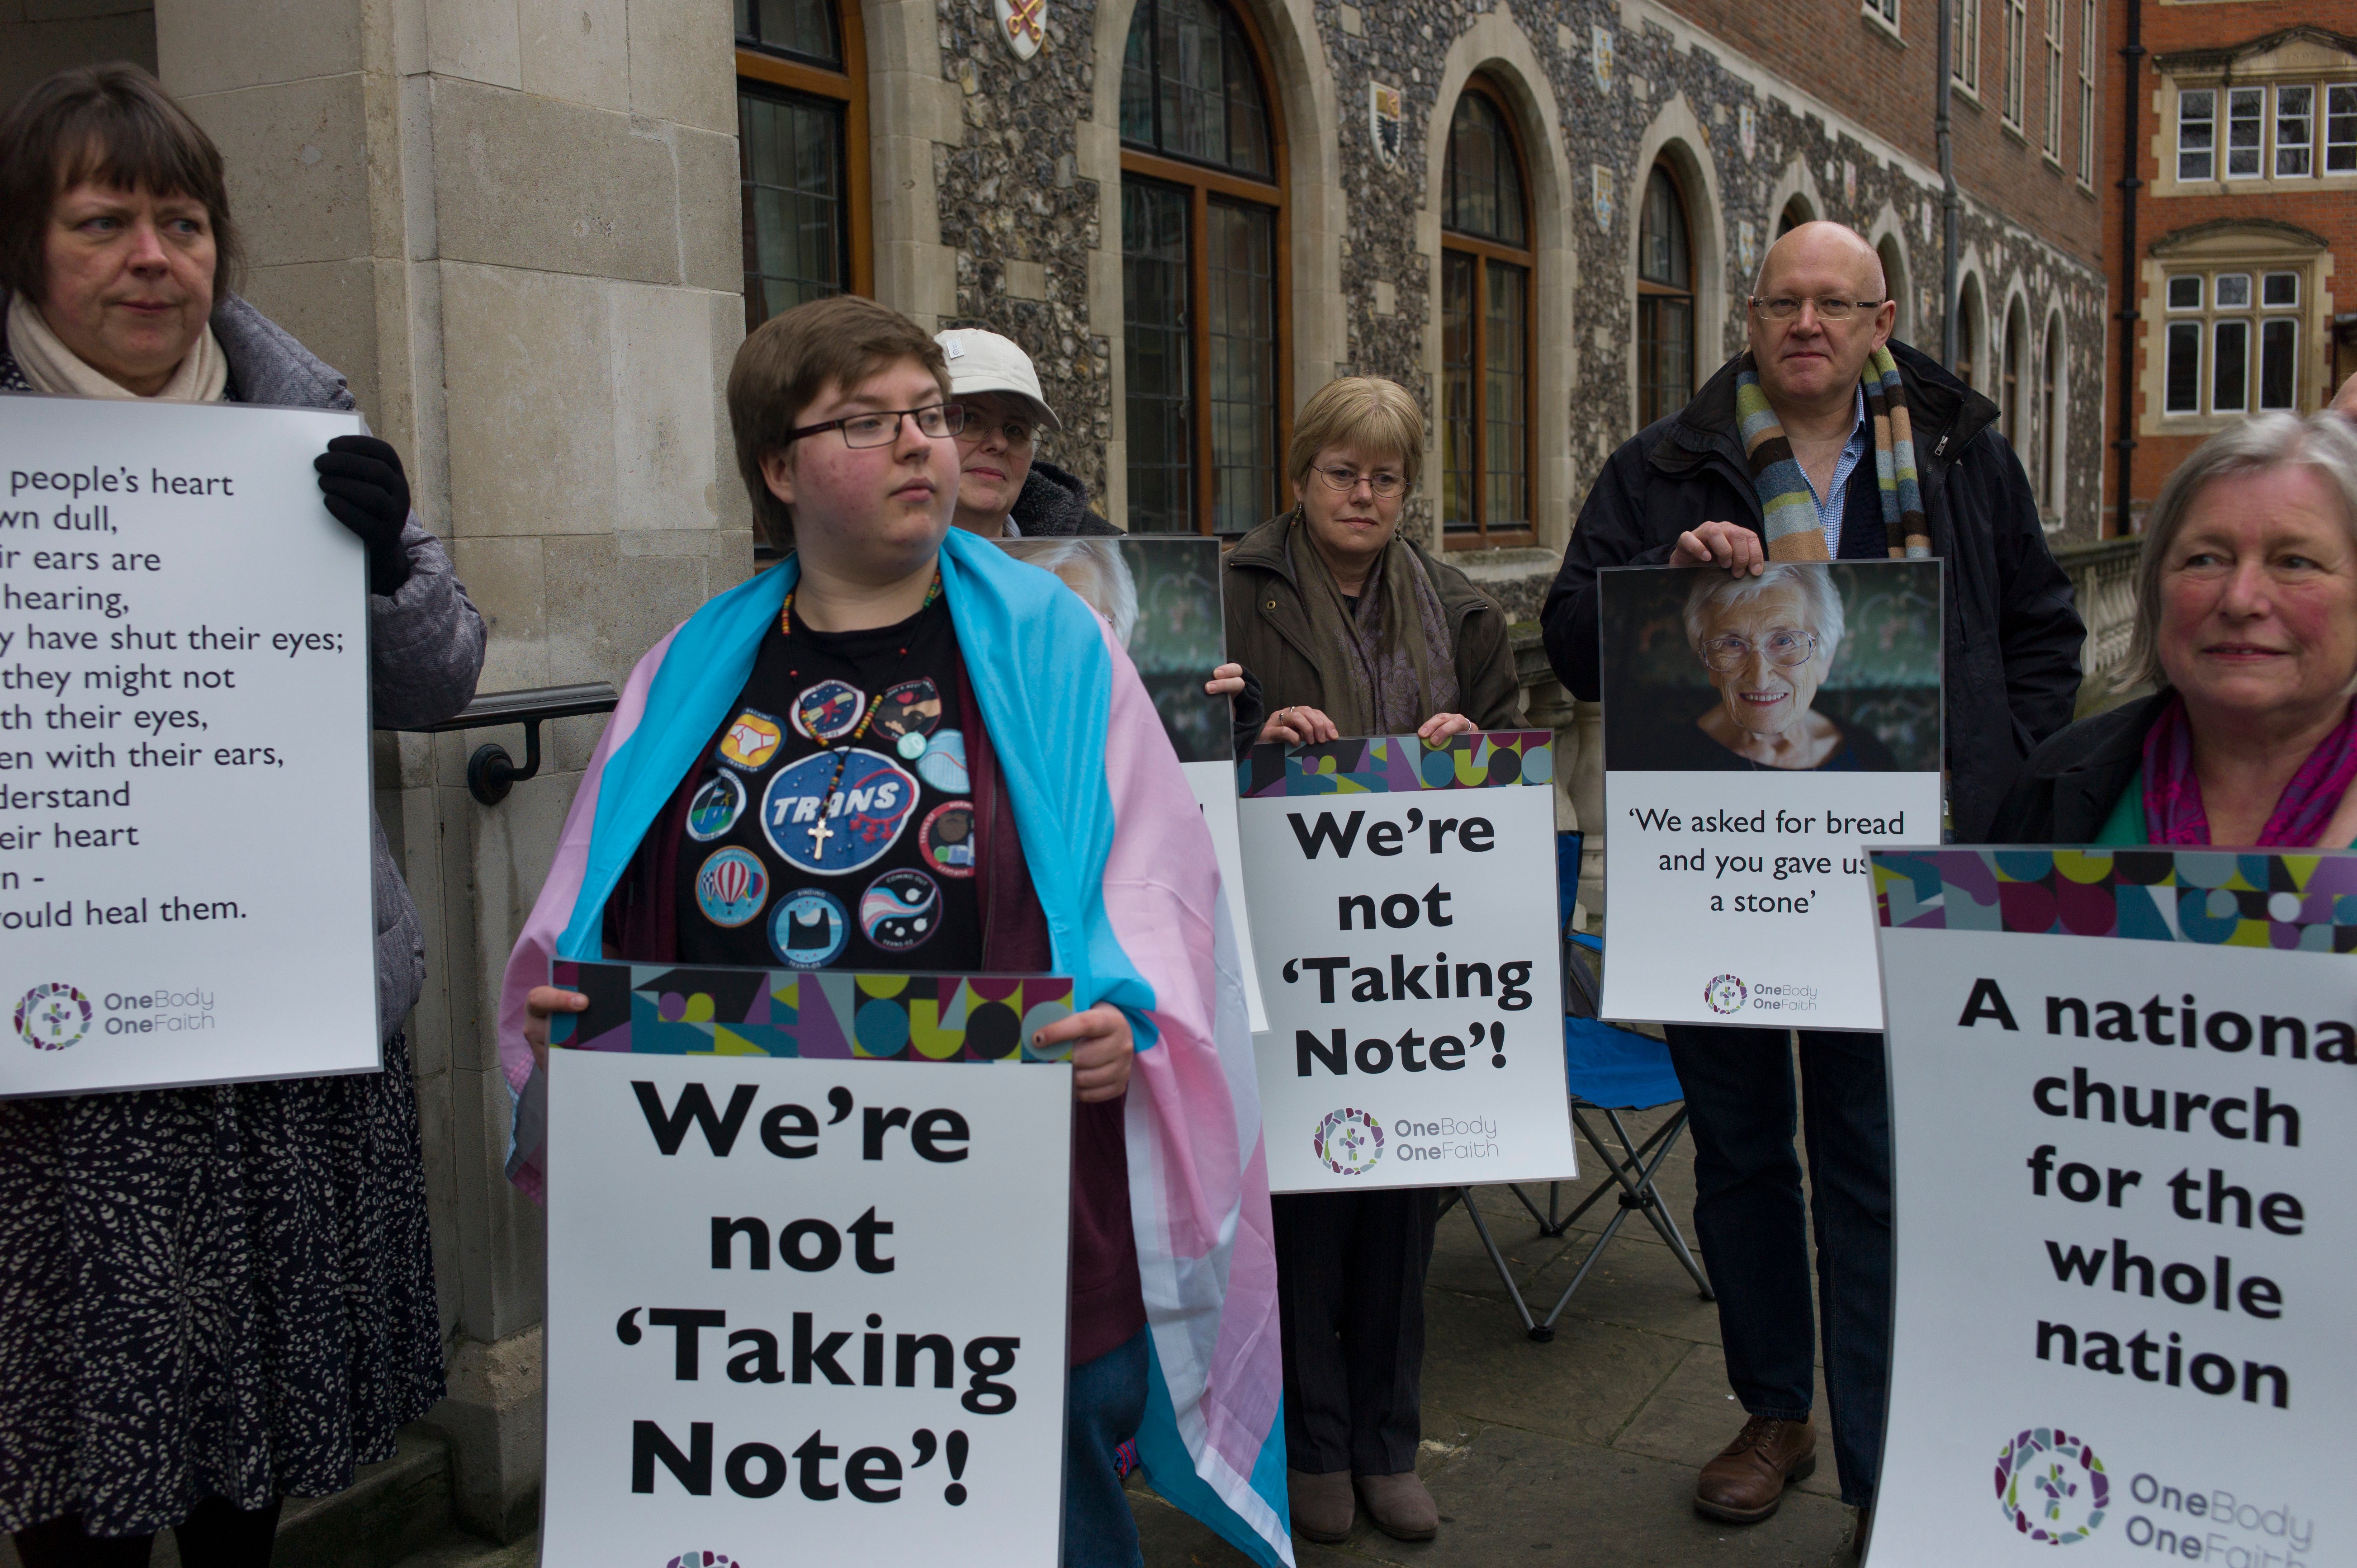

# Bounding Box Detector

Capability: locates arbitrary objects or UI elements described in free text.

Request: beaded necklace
[777,567,943,858]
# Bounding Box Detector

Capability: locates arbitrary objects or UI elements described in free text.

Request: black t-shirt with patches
[669,595,982,971]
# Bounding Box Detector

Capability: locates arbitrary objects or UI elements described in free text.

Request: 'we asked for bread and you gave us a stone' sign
[3,396,374,1096]
[1235,732,1577,1194]
[1867,849,2356,1565]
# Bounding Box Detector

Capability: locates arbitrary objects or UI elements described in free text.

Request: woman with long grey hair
[1993,412,2357,848]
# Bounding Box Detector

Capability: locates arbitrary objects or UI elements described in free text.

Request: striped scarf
[1736,345,1930,561]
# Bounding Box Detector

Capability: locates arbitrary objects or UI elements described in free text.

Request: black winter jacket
[1009,460,1119,536]
[1540,338,2085,841]
[1987,693,2169,843]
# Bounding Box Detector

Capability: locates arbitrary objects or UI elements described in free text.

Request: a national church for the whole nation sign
[1865,848,2353,1566]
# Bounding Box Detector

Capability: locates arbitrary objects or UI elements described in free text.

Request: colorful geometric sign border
[1238,731,1554,798]
[1870,847,2357,952]
[549,959,1076,1061]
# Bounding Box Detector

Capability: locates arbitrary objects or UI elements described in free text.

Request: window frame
[1438,76,1538,552]
[2224,85,2264,179]
[2040,315,2062,515]
[2155,264,2310,420]
[1117,0,1292,538]
[1952,0,1980,96]
[2274,84,2314,179]
[2002,0,2028,127]
[2177,86,2215,180]
[2076,0,2096,184]
[2328,83,2357,174]
[1636,159,1699,431]
[735,1,872,316]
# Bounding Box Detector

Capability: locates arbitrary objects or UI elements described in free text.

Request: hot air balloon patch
[769,888,849,968]
[717,708,783,771]
[686,770,747,841]
[695,846,770,927]
[860,869,941,951]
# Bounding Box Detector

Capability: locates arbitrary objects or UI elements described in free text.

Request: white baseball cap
[934,328,1062,431]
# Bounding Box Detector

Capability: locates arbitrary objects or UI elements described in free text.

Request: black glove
[314,434,414,597]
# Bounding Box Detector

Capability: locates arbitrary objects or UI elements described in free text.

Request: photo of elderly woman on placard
[1601,560,1941,773]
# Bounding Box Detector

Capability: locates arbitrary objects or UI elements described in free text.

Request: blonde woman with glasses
[1219,376,1520,1547]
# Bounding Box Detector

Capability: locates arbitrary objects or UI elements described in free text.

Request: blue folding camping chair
[1437,832,1714,1341]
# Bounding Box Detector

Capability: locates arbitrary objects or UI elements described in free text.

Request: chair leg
[1537,1106,1714,1329]
[1603,1108,1714,1301]
[1453,1187,1547,1340]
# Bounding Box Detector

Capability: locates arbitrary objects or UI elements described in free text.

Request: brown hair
[0,62,243,305]
[1285,376,1425,493]
[728,294,951,550]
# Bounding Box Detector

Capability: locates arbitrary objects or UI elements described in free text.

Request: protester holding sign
[503,296,1287,1568]
[0,65,485,1565]
[1540,221,2082,1552]
[1220,375,1520,1546]
[1993,413,2357,851]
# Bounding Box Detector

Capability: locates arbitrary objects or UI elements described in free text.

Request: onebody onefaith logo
[15,982,91,1048]
[1313,1108,1383,1175]
[663,1554,741,1568]
[1995,1426,2108,1544]
[1703,974,1747,1015]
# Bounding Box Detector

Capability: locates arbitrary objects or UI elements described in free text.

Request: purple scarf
[2142,693,2357,846]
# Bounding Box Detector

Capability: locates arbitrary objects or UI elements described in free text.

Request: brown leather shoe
[1287,1468,1353,1544]
[1693,1414,1817,1523]
[1356,1470,1439,1541]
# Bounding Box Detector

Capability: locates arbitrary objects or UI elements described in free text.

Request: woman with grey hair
[1001,536,1141,647]
[1655,563,1893,770]
[1994,412,2357,847]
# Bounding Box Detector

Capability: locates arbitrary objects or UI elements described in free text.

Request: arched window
[1637,163,1694,428]
[1876,235,1909,342]
[736,0,870,328]
[1776,195,1813,237]
[2040,315,2063,513]
[2002,299,2027,447]
[1119,0,1287,535]
[1955,275,1983,388]
[1439,81,1534,548]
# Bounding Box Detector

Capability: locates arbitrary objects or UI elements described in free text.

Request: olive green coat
[1221,513,1524,733]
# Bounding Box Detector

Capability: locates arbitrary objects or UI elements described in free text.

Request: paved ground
[1126,1106,1856,1568]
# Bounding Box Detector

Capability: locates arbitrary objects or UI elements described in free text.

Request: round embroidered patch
[769,888,850,968]
[716,708,783,771]
[791,678,866,742]
[694,846,770,927]
[919,800,978,878]
[859,868,942,952]
[685,770,747,842]
[915,727,969,793]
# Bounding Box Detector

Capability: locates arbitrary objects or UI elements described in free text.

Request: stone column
[156,0,747,1536]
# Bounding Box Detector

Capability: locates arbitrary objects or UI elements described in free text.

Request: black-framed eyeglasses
[1701,628,1819,673]
[1748,296,1887,322]
[781,403,966,449]
[1314,465,1405,498]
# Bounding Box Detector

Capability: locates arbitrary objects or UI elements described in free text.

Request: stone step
[0,1428,456,1568]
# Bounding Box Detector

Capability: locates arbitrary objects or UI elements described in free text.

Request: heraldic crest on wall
[995,0,1045,59]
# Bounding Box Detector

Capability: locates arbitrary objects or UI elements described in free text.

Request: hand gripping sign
[1235,733,1577,1193]
[1865,849,2357,1565]
[541,960,1075,1568]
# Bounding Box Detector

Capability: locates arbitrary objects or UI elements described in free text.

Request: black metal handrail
[395,681,620,806]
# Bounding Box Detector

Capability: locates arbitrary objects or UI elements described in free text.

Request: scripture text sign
[1,395,375,1094]
[1866,849,2356,1566]
[541,962,1076,1568]
[1598,560,1944,1031]
[1236,733,1576,1192]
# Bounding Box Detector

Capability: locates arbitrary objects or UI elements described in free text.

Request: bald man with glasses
[1539,222,2083,1559]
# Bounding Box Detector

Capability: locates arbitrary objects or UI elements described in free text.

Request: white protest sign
[1598,560,1943,1030]
[542,962,1076,1568]
[1866,848,2356,1566]
[1237,733,1576,1193]
[2,395,375,1094]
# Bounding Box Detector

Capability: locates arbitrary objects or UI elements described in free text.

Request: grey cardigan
[2,291,488,1040]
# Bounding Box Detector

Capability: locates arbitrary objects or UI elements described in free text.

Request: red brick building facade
[2101,14,2356,534]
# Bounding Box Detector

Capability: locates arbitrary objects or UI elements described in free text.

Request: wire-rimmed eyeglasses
[1700,628,1819,674]
[1313,465,1405,498]
[1748,296,1886,322]
[781,403,966,449]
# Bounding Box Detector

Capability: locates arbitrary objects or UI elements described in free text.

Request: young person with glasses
[1538,221,2083,1559]
[504,296,1290,1568]
[1219,376,1522,1546]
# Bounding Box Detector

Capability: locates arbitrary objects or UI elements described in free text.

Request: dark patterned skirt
[0,1034,446,1537]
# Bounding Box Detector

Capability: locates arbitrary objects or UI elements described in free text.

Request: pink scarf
[2142,693,2357,846]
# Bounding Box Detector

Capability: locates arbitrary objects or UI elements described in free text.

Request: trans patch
[685,770,746,842]
[761,748,919,876]
[919,801,977,878]
[769,888,849,968]
[791,679,866,742]
[695,846,769,927]
[860,868,941,951]
[717,708,783,772]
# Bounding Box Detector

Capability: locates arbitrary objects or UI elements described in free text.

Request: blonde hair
[1286,377,1425,492]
